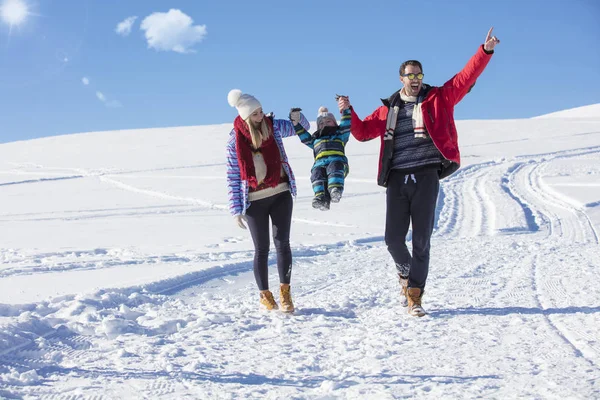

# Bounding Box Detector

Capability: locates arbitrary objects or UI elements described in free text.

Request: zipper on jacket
[427,109,434,124]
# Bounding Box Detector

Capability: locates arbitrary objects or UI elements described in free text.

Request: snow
[1,104,599,398]
[532,103,600,119]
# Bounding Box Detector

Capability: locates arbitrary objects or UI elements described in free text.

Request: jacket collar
[381,84,432,107]
[312,125,338,140]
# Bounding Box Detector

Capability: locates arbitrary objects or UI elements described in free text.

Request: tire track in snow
[497,146,600,368]
[0,175,85,187]
[0,248,255,279]
[461,166,496,237]
[455,167,485,237]
[99,176,226,211]
[508,153,599,244]
[435,163,481,237]
[437,146,600,241]
[500,162,540,234]
[434,146,600,372]
[100,175,357,228]
[435,161,499,238]
[3,162,354,229]
[531,254,600,368]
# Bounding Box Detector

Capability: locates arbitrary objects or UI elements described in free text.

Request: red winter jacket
[350,45,494,186]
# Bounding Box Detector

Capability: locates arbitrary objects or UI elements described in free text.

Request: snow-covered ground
[1,104,599,399]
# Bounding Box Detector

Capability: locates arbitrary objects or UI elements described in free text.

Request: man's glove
[289,108,302,125]
[234,214,247,229]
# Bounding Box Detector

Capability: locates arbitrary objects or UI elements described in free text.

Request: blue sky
[0,0,599,143]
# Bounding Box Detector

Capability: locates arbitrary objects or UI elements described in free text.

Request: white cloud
[116,16,137,37]
[140,9,206,54]
[82,77,89,85]
[95,91,122,108]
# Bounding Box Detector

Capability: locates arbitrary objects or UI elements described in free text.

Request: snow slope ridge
[532,103,600,119]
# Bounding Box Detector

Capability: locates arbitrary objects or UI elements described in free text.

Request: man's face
[318,116,337,130]
[249,108,264,126]
[400,65,423,96]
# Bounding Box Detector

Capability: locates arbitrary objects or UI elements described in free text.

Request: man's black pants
[385,169,439,289]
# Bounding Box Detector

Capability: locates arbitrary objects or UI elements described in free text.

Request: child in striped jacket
[294,105,351,210]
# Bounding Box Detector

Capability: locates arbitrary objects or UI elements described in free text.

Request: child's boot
[329,187,343,203]
[312,195,330,211]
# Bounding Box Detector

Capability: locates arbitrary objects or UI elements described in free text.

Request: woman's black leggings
[245,191,293,291]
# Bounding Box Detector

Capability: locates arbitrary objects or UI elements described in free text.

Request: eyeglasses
[401,73,424,80]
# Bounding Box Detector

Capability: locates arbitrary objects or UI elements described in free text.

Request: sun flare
[1,0,29,27]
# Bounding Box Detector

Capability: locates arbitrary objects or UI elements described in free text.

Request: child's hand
[337,95,350,112]
[289,108,302,125]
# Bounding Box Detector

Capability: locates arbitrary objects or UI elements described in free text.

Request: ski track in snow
[1,163,363,229]
[531,253,600,368]
[435,145,600,371]
[0,247,257,279]
[98,175,225,211]
[436,146,600,243]
[99,175,356,229]
[1,148,600,397]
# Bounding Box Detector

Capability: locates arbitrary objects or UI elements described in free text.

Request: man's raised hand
[484,27,500,52]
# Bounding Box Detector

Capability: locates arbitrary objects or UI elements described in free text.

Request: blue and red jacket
[295,108,352,169]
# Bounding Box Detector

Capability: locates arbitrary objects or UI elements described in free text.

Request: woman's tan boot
[279,284,295,313]
[259,290,278,310]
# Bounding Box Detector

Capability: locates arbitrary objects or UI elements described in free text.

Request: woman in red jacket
[338,28,500,317]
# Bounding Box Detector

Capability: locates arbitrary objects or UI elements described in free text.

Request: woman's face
[249,108,264,126]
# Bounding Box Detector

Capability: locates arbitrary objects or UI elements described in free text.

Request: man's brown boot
[279,284,295,313]
[407,287,426,317]
[399,275,408,307]
[259,290,278,311]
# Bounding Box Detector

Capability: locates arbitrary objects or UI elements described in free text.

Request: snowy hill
[532,103,600,119]
[1,105,599,398]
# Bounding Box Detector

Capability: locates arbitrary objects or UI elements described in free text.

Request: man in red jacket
[338,28,500,317]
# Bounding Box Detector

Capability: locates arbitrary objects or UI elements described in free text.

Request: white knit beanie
[316,106,336,128]
[227,89,262,120]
